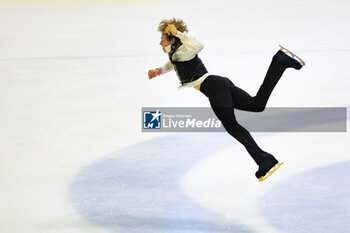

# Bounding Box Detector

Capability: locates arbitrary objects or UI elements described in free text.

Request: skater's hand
[165,24,178,36]
[148,69,158,79]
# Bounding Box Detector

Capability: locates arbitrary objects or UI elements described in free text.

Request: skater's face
[160,33,175,52]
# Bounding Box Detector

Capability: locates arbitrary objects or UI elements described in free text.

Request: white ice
[0,0,349,233]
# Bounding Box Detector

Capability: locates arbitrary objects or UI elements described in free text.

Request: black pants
[200,50,288,165]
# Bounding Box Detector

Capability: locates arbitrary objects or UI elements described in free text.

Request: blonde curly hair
[158,18,189,35]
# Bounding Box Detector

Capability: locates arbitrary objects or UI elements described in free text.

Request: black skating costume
[156,31,303,180]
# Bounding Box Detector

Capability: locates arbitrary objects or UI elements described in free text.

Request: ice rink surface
[1,0,349,232]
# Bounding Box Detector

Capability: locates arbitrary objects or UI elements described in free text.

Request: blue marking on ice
[260,160,350,233]
[68,133,255,233]
[68,111,347,232]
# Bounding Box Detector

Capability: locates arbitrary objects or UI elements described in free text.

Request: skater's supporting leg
[210,105,268,164]
[201,76,268,164]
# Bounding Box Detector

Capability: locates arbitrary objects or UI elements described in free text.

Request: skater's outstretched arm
[148,61,174,79]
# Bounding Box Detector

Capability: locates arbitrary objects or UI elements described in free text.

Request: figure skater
[148,18,305,181]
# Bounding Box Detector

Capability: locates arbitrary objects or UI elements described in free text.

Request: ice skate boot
[278,44,305,70]
[255,154,283,181]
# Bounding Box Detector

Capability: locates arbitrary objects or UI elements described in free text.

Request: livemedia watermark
[141,107,347,132]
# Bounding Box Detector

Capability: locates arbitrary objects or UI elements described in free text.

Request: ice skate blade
[279,45,305,67]
[258,162,283,182]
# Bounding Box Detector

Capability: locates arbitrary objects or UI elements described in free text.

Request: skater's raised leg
[230,47,304,112]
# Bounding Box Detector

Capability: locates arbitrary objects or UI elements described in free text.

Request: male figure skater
[148,18,305,181]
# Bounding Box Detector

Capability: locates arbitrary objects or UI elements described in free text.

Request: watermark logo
[141,107,347,132]
[143,110,162,129]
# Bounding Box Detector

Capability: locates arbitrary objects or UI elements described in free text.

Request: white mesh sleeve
[173,32,204,61]
[157,61,174,75]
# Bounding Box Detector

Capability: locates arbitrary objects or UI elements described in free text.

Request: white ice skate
[258,162,284,182]
[279,45,305,67]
